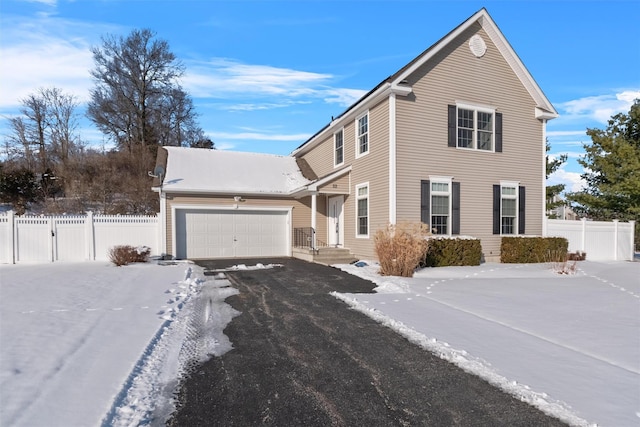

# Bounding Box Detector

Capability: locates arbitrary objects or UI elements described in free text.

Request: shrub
[500,237,568,263]
[422,237,482,267]
[109,245,151,266]
[374,222,430,277]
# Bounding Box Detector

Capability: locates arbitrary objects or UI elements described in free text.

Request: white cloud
[546,130,587,137]
[557,90,640,124]
[184,58,366,107]
[0,15,119,108]
[547,167,586,193]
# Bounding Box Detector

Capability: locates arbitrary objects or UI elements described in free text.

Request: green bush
[500,237,568,263]
[422,237,482,267]
[109,245,151,266]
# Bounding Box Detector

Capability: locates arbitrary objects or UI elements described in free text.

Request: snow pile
[205,262,284,273]
[105,268,240,426]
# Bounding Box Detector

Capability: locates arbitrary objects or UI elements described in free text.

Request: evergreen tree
[568,99,640,238]
[546,141,567,217]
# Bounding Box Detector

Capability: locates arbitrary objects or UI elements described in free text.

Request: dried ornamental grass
[374,222,430,277]
[108,245,151,266]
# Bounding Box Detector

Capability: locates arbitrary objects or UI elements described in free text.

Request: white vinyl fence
[545,218,636,261]
[0,211,160,264]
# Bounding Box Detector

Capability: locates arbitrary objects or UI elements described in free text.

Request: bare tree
[20,92,49,173]
[42,87,79,164]
[87,28,202,152]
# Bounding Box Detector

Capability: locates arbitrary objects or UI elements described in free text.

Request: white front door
[328,196,344,247]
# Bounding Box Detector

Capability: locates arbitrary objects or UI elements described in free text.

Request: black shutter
[448,105,457,147]
[421,180,430,225]
[495,112,503,152]
[518,186,526,234]
[452,182,460,235]
[493,184,501,235]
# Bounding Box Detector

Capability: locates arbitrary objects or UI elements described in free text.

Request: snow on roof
[161,146,311,195]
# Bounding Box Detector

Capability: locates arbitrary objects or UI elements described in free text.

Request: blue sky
[1,0,638,194]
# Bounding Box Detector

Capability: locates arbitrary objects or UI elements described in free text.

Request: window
[431,181,451,235]
[356,183,369,237]
[493,182,524,235]
[500,185,517,234]
[448,104,501,152]
[334,129,344,166]
[356,112,369,157]
[421,178,460,235]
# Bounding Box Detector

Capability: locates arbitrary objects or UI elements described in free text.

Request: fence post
[86,211,95,261]
[48,216,55,263]
[630,220,636,261]
[8,210,15,264]
[580,218,587,253]
[613,219,619,261]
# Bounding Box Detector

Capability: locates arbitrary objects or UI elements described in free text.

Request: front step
[292,247,358,265]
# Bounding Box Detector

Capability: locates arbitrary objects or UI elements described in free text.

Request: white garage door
[175,209,289,259]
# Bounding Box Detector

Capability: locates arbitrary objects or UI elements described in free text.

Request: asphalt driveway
[168,258,567,426]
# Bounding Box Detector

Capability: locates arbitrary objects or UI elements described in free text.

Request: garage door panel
[177,209,288,259]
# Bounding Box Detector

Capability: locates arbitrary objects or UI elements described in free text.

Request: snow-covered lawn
[0,260,239,427]
[1,259,638,427]
[334,260,640,427]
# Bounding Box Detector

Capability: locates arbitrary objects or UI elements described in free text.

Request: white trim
[541,119,548,237]
[333,127,345,168]
[499,182,519,236]
[429,177,453,236]
[389,93,397,225]
[170,204,293,259]
[327,195,345,247]
[355,182,370,238]
[455,103,496,152]
[355,110,370,159]
[159,192,167,255]
[311,194,317,248]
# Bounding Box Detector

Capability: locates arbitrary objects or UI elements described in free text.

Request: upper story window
[356,183,369,237]
[356,112,369,158]
[448,104,502,152]
[334,129,344,166]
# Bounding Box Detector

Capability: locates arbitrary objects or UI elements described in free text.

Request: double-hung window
[356,112,369,157]
[430,180,451,235]
[421,178,460,236]
[334,129,344,166]
[356,183,369,237]
[500,184,517,234]
[449,104,501,152]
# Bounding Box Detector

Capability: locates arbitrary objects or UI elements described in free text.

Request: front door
[328,195,344,247]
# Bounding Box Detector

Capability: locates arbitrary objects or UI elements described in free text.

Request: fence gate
[0,211,160,264]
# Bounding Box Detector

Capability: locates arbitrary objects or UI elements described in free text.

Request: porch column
[311,193,317,249]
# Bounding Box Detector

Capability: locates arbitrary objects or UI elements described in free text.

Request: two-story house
[153,8,557,263]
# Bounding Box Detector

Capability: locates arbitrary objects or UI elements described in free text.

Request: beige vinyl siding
[344,100,390,259]
[163,193,310,258]
[298,99,390,259]
[395,24,544,259]
[318,173,350,194]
